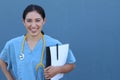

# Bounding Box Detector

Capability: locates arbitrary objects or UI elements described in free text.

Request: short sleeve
[66,49,76,64]
[0,41,11,70]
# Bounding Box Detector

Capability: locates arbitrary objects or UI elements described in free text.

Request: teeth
[31,29,36,31]
[30,26,39,33]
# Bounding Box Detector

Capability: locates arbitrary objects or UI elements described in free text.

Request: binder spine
[46,47,51,67]
[46,47,51,80]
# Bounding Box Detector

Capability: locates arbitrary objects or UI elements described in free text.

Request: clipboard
[46,44,69,80]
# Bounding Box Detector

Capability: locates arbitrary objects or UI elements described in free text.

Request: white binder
[46,44,69,80]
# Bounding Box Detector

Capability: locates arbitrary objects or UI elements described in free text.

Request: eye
[36,19,41,22]
[26,19,32,22]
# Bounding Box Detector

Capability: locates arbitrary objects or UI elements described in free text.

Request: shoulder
[6,35,24,46]
[1,35,24,52]
[44,35,62,46]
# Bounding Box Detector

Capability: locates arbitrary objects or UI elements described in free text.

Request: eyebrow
[26,18,41,20]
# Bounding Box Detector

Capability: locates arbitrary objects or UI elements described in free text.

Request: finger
[44,66,51,71]
[44,73,51,79]
[47,66,54,71]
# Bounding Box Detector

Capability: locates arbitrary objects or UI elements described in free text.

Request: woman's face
[23,11,45,37]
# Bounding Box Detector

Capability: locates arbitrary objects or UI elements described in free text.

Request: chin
[29,33,37,37]
[31,32,41,37]
[28,31,41,37]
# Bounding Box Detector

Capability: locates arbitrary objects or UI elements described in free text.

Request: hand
[44,66,60,79]
[7,76,14,80]
[0,60,14,80]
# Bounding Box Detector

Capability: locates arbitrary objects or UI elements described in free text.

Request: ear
[23,19,25,26]
[43,18,46,25]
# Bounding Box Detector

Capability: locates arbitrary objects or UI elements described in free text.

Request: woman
[0,4,76,80]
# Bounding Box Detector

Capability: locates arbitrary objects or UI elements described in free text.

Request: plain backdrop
[0,0,120,80]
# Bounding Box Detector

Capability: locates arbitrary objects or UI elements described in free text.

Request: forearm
[44,63,75,79]
[58,64,75,73]
[0,60,14,80]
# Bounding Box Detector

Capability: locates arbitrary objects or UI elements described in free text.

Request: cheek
[24,23,30,28]
[37,23,43,28]
[24,24,30,30]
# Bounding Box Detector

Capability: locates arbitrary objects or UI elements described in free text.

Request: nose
[31,22,36,28]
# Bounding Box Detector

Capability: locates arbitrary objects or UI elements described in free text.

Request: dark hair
[23,4,46,20]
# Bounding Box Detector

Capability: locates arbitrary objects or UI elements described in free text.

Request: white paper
[49,44,69,80]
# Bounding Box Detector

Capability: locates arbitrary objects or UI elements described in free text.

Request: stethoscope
[19,33,46,79]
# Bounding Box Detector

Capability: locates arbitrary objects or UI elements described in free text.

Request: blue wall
[0,0,120,80]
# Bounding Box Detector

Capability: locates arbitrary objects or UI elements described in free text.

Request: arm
[0,60,14,80]
[44,64,75,79]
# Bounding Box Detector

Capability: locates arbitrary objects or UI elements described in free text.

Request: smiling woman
[0,4,76,80]
[23,11,45,37]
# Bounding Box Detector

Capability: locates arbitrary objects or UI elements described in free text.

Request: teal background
[0,0,120,80]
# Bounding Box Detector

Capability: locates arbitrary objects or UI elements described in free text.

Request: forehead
[25,11,42,19]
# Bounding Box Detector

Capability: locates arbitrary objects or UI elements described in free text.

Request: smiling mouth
[30,29,37,33]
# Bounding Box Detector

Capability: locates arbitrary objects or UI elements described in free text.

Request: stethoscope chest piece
[19,53,24,60]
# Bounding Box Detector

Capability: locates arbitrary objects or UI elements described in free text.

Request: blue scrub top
[0,34,76,80]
